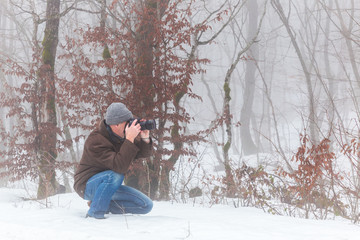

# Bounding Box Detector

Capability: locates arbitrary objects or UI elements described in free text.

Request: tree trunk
[333,0,360,220]
[37,0,60,199]
[0,1,7,187]
[271,0,318,144]
[58,106,77,192]
[334,0,360,90]
[223,74,236,196]
[100,0,113,93]
[0,70,7,187]
[219,0,266,195]
[323,0,337,138]
[240,0,259,155]
[0,0,7,50]
[126,0,159,198]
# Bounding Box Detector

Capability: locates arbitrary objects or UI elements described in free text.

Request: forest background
[1,0,360,222]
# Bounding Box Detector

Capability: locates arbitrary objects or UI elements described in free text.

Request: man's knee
[106,171,124,187]
[143,199,153,214]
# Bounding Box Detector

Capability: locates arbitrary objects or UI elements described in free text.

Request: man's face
[112,122,127,137]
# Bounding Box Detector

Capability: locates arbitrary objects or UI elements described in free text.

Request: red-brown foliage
[58,0,212,199]
[0,54,72,183]
[280,134,341,211]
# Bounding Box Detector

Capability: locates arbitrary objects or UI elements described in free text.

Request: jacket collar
[100,120,125,144]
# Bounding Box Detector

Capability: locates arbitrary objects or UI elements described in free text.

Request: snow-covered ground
[1,187,360,240]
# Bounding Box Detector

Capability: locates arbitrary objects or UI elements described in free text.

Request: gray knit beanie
[105,102,133,125]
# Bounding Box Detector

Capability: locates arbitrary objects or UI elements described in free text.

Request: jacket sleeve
[85,134,140,174]
[134,138,153,159]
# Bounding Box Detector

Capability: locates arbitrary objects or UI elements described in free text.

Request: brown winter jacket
[73,120,152,198]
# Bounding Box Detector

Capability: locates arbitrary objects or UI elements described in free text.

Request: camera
[127,118,156,130]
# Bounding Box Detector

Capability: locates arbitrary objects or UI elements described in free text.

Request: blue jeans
[84,170,153,218]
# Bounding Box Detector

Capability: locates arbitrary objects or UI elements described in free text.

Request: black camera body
[127,118,156,130]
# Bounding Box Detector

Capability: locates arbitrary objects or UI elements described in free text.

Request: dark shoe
[86,212,106,219]
[86,201,107,219]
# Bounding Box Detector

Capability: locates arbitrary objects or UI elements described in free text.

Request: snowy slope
[1,188,360,240]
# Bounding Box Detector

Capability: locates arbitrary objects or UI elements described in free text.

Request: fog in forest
[1,0,360,221]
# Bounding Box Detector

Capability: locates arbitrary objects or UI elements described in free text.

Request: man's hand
[125,119,141,143]
[140,119,150,143]
[140,129,150,143]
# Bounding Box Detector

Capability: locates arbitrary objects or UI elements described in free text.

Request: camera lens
[128,118,156,130]
[143,119,156,130]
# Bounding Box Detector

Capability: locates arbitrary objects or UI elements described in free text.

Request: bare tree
[239,0,260,155]
[35,0,62,199]
[271,0,319,144]
[0,0,82,199]
[220,0,267,195]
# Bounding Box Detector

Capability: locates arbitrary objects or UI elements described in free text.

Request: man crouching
[74,102,153,219]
